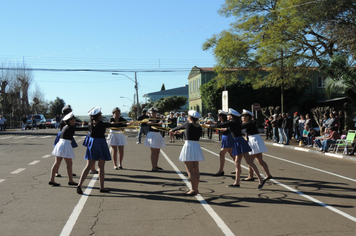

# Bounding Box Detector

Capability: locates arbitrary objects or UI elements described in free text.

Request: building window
[197,79,200,90]
[190,81,192,93]
[317,77,326,88]
[193,80,196,92]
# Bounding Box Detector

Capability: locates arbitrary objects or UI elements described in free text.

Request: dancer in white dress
[170,110,204,196]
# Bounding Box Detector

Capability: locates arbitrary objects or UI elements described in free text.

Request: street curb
[265,141,356,162]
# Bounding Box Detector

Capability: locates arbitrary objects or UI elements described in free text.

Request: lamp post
[112,72,140,119]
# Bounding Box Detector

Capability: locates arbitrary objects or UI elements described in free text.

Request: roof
[143,85,188,97]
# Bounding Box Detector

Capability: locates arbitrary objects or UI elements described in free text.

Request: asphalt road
[0,129,356,236]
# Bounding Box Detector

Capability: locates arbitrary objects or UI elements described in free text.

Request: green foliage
[152,96,188,113]
[49,97,65,118]
[323,54,356,104]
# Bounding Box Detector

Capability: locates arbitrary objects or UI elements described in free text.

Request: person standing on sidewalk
[167,111,177,143]
[282,113,292,145]
[293,112,300,141]
[22,114,27,131]
[205,113,215,139]
[31,115,38,130]
[137,109,149,144]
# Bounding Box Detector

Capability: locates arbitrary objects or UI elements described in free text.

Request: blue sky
[1,0,232,116]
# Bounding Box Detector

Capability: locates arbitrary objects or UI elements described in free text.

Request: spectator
[31,115,38,130]
[0,115,5,131]
[277,113,284,144]
[271,114,278,142]
[301,125,313,147]
[293,112,300,141]
[305,114,312,130]
[282,113,292,145]
[136,109,149,144]
[298,114,306,139]
[55,114,61,129]
[321,113,329,134]
[338,110,344,135]
[205,113,215,139]
[314,127,340,153]
[22,114,27,131]
[325,112,336,130]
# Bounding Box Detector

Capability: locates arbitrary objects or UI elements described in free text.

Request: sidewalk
[205,130,356,162]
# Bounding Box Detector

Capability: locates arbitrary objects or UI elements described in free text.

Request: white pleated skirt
[248,134,268,155]
[144,132,166,149]
[179,140,205,162]
[52,139,75,159]
[107,132,127,146]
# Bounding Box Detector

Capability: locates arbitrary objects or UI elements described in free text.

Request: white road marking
[27,136,35,139]
[39,135,52,139]
[10,168,26,174]
[201,147,356,223]
[60,175,98,236]
[13,136,26,139]
[0,136,11,139]
[28,160,40,165]
[264,153,356,183]
[0,179,5,184]
[42,154,52,158]
[161,150,235,236]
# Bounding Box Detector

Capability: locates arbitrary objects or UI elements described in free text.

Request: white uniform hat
[228,108,241,117]
[63,112,74,121]
[188,110,201,119]
[148,107,158,113]
[88,107,102,116]
[242,109,254,116]
[218,110,228,116]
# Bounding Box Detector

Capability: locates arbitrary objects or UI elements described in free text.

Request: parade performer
[77,107,126,194]
[144,107,166,171]
[205,110,234,176]
[170,110,204,196]
[49,112,87,186]
[224,108,265,189]
[241,109,272,182]
[53,105,77,178]
[107,107,130,170]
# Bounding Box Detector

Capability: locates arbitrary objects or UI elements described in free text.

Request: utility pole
[135,72,140,119]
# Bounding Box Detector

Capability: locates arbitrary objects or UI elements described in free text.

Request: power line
[0,68,193,73]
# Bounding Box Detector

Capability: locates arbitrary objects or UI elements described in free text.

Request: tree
[49,97,66,118]
[153,96,188,114]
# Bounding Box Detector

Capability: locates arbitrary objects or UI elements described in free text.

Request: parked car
[75,117,88,127]
[45,119,55,128]
[123,117,133,122]
[26,114,46,129]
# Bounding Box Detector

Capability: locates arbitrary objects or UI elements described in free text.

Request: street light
[120,96,133,103]
[112,72,140,118]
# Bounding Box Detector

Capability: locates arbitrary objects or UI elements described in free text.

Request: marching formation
[49,105,272,195]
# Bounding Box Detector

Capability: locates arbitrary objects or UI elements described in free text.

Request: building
[187,66,346,116]
[143,85,189,111]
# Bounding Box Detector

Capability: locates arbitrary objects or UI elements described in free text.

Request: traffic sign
[252,103,260,111]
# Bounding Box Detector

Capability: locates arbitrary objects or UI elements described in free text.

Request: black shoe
[241,178,255,181]
[119,166,123,169]
[55,173,62,178]
[227,184,240,188]
[231,171,236,174]
[77,186,83,194]
[264,175,273,181]
[257,180,266,190]
[212,171,224,177]
[151,168,158,172]
[48,181,60,186]
[183,191,199,196]
[68,182,78,186]
[100,188,110,193]
[72,173,77,177]
[156,167,163,170]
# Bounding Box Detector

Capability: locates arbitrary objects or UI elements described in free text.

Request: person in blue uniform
[205,110,234,177]
[170,110,204,196]
[223,108,265,189]
[49,112,87,186]
[107,107,131,170]
[77,107,128,194]
[241,109,272,183]
[144,107,166,171]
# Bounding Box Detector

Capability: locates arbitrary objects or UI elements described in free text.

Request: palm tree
[324,55,356,105]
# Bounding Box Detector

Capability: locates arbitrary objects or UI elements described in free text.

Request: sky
[0,0,233,116]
